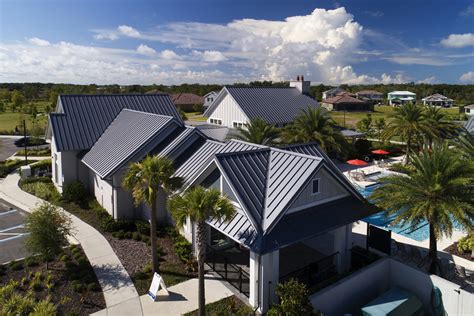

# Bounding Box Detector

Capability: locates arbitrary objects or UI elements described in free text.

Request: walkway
[92,275,236,316]
[0,173,142,314]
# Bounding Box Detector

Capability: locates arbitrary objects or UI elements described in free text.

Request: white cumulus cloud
[440,33,474,48]
[118,25,141,38]
[417,76,438,84]
[160,49,180,60]
[459,71,474,83]
[28,37,50,46]
[136,44,156,56]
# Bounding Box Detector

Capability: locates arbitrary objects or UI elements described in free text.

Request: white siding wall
[90,170,115,216]
[112,170,137,219]
[51,136,82,193]
[287,168,350,214]
[207,93,249,128]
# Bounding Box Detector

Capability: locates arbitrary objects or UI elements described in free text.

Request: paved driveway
[0,199,30,263]
[0,138,18,161]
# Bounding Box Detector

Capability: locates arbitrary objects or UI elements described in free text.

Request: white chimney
[289,75,310,95]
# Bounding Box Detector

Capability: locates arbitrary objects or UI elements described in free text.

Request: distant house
[466,116,474,135]
[387,91,416,106]
[171,93,204,111]
[203,91,219,109]
[322,95,373,112]
[322,87,348,100]
[464,104,474,116]
[203,77,319,128]
[356,90,383,104]
[422,93,453,107]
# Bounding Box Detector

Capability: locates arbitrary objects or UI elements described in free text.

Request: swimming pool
[358,185,430,241]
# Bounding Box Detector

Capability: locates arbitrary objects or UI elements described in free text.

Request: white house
[421,93,453,107]
[48,94,377,313]
[203,91,219,109]
[322,87,348,100]
[464,104,474,116]
[387,91,416,106]
[203,77,319,128]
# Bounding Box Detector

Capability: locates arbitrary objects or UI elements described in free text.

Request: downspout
[253,254,261,314]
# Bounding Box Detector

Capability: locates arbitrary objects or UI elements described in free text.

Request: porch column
[333,224,352,273]
[249,249,280,314]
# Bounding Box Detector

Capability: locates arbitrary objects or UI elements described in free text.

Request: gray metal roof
[175,139,265,188]
[82,110,179,179]
[195,124,230,142]
[158,126,205,159]
[50,94,182,152]
[215,148,323,233]
[204,87,319,125]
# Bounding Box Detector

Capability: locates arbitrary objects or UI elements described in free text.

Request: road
[0,137,19,161]
[0,199,30,263]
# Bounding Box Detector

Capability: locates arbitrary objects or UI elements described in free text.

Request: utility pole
[23,120,28,165]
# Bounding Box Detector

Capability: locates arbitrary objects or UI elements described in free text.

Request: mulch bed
[0,246,105,315]
[106,231,197,295]
[443,243,473,261]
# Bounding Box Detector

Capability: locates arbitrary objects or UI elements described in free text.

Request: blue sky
[0,0,473,84]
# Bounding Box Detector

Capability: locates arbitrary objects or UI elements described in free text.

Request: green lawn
[329,105,461,129]
[0,112,48,134]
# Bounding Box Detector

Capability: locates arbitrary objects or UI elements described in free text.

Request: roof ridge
[120,108,175,119]
[59,93,170,97]
[227,138,269,148]
[215,146,271,158]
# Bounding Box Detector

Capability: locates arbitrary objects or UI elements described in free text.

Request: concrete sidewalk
[92,275,236,316]
[0,173,142,313]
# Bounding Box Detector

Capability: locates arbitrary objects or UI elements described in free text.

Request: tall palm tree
[383,103,433,164]
[370,145,474,274]
[424,105,458,145]
[281,107,346,152]
[456,132,474,160]
[123,156,183,273]
[169,186,235,316]
[231,118,279,145]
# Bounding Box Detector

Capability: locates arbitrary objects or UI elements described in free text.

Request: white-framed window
[210,118,222,125]
[232,121,244,128]
[311,178,321,195]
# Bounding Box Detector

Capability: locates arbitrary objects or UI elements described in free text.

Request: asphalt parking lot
[0,199,30,264]
[0,137,19,161]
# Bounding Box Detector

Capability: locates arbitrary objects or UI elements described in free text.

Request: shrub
[25,256,39,267]
[62,181,86,204]
[71,282,86,293]
[0,264,6,276]
[143,263,153,273]
[457,235,474,253]
[132,232,141,241]
[142,236,150,245]
[100,216,136,233]
[87,283,100,292]
[173,235,193,263]
[124,231,132,239]
[76,256,88,267]
[60,254,70,262]
[267,279,314,316]
[69,244,79,251]
[73,252,83,261]
[116,230,125,239]
[9,260,24,271]
[30,159,52,173]
[21,181,61,202]
[30,279,43,291]
[135,221,150,235]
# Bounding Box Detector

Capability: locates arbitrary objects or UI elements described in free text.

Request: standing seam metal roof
[81,110,178,178]
[50,94,182,152]
[204,87,319,125]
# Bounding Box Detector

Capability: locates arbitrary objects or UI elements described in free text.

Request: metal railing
[205,245,250,296]
[279,252,339,289]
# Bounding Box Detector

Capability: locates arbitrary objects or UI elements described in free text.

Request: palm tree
[281,107,346,152]
[456,132,474,160]
[169,186,235,316]
[370,145,474,274]
[123,156,183,273]
[383,103,433,164]
[231,118,279,145]
[424,105,458,145]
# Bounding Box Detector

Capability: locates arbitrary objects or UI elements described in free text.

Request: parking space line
[0,233,29,243]
[0,224,25,233]
[0,209,18,216]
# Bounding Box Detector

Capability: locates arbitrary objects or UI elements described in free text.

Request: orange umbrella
[346,159,369,166]
[371,149,389,155]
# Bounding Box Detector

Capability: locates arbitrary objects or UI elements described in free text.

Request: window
[233,121,244,128]
[311,178,320,195]
[210,118,222,125]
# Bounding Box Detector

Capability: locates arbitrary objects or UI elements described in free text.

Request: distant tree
[424,105,458,144]
[11,90,25,112]
[374,118,386,141]
[281,107,346,153]
[0,101,5,113]
[0,89,11,102]
[25,203,72,269]
[356,114,374,136]
[383,103,433,164]
[231,118,279,145]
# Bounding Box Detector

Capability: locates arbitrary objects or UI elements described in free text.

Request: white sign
[148,273,169,301]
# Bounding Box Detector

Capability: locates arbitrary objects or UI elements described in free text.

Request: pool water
[358,185,430,241]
